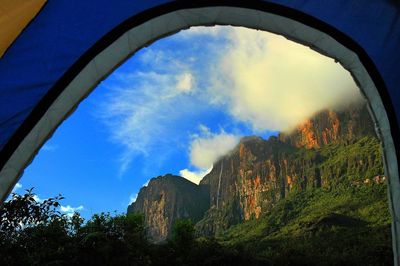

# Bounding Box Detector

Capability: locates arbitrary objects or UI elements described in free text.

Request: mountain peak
[127,174,209,242]
[129,104,378,240]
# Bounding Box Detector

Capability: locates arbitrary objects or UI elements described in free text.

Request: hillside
[128,104,387,244]
[218,183,392,266]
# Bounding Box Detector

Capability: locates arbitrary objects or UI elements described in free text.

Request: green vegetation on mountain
[210,136,391,265]
[318,135,383,187]
[218,184,391,266]
[124,106,392,265]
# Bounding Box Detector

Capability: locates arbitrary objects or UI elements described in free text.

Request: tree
[172,219,195,252]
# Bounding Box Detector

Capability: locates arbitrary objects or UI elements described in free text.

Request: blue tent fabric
[0,0,163,148]
[0,1,399,160]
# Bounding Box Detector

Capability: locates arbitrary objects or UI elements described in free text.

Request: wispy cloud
[99,70,200,175]
[96,36,222,176]
[41,144,58,152]
[97,25,362,178]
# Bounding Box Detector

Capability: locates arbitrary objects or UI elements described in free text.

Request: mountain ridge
[128,104,382,241]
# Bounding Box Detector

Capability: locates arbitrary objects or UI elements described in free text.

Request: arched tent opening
[0,2,399,264]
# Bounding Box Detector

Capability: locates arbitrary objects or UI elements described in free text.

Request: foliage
[0,188,64,234]
[318,136,383,186]
[0,183,392,265]
[0,135,391,265]
[0,188,266,266]
[218,184,393,266]
[0,189,151,266]
[172,219,195,250]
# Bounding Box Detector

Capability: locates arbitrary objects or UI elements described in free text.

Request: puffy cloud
[189,125,240,169]
[179,167,212,184]
[208,27,363,132]
[60,205,84,217]
[176,72,194,93]
[98,25,363,178]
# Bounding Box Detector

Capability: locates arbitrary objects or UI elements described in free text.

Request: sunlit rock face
[196,136,293,235]
[196,104,378,235]
[197,136,300,234]
[278,104,375,149]
[127,174,209,242]
[129,104,381,239]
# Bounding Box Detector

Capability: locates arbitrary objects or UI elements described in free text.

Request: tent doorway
[1,5,398,264]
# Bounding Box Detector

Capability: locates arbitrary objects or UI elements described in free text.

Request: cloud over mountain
[208,27,363,132]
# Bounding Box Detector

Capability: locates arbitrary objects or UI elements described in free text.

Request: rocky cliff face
[278,104,375,149]
[127,174,209,242]
[129,104,382,239]
[196,136,295,235]
[196,104,379,235]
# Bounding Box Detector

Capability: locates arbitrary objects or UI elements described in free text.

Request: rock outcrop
[127,174,209,242]
[128,104,382,240]
[278,104,375,149]
[196,104,379,235]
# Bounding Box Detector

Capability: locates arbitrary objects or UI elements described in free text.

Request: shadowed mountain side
[128,174,209,242]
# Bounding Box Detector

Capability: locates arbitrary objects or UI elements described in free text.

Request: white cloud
[207,26,363,132]
[97,25,363,178]
[11,183,22,193]
[142,180,150,187]
[189,125,240,169]
[128,179,150,205]
[60,205,84,217]
[27,194,84,218]
[176,72,194,93]
[129,193,138,205]
[99,69,203,175]
[178,26,226,38]
[179,167,212,184]
[33,195,42,202]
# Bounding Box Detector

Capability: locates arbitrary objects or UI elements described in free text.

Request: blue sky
[12,26,361,219]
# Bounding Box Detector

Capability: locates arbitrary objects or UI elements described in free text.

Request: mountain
[196,104,380,235]
[127,174,209,242]
[128,103,384,241]
[278,104,375,148]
